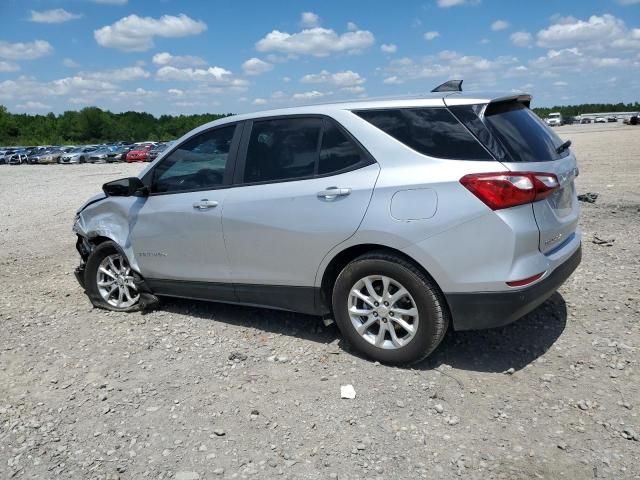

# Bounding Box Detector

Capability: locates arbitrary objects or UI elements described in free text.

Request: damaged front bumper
[74,264,86,290]
[73,219,92,290]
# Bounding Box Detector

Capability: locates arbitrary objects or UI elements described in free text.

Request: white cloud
[256,26,375,57]
[291,90,328,101]
[384,50,520,87]
[491,20,509,31]
[241,57,273,76]
[537,14,638,51]
[383,76,403,85]
[511,31,533,47]
[168,88,184,96]
[301,70,365,87]
[84,66,150,82]
[155,66,248,89]
[615,0,640,5]
[29,9,82,23]
[300,12,320,28]
[62,58,80,68]
[347,22,358,32]
[152,52,206,67]
[0,76,117,102]
[424,31,440,41]
[530,47,633,72]
[342,86,366,94]
[437,0,480,7]
[94,14,207,52]
[93,0,128,4]
[156,66,231,81]
[381,43,397,54]
[253,98,268,105]
[0,40,53,60]
[0,61,19,72]
[553,81,569,87]
[16,101,51,110]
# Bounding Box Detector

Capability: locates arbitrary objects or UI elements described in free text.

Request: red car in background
[126,144,154,163]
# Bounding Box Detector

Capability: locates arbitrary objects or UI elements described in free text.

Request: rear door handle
[192,199,218,210]
[317,187,352,200]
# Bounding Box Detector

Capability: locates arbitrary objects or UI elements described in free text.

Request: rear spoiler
[444,93,532,108]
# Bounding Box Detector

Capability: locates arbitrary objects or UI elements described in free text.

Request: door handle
[192,199,218,210]
[317,187,352,200]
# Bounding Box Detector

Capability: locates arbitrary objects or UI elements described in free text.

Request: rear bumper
[445,244,581,331]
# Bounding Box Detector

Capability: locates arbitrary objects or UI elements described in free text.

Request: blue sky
[0,0,639,115]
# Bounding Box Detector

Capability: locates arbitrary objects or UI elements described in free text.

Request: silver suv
[73,86,581,364]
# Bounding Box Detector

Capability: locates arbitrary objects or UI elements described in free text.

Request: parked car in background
[126,144,153,162]
[88,147,115,164]
[59,146,98,164]
[546,112,564,127]
[107,145,131,162]
[0,148,17,164]
[579,117,592,124]
[73,87,581,364]
[595,117,607,123]
[8,149,30,165]
[148,142,172,161]
[38,147,74,164]
[607,116,618,123]
[623,113,639,125]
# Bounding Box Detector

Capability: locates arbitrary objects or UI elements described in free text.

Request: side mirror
[102,177,148,197]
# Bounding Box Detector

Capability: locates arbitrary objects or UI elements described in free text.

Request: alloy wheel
[96,253,139,308]
[348,275,419,350]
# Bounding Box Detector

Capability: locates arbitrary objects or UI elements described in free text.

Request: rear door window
[243,118,322,183]
[354,108,492,160]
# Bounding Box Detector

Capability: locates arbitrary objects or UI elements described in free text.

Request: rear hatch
[447,97,579,254]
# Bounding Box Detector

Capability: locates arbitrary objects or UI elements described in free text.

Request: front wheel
[84,241,140,311]
[332,252,448,365]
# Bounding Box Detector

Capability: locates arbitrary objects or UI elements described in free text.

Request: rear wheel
[85,241,140,311]
[332,252,448,365]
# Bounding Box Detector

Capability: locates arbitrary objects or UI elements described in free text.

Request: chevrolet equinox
[73,84,581,364]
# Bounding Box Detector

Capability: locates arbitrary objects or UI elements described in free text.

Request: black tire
[332,252,448,365]
[84,241,140,312]
[79,156,85,164]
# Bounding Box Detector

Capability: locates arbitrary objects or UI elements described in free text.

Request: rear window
[453,101,568,163]
[354,108,492,160]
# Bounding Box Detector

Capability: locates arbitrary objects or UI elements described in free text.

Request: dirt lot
[1,122,639,479]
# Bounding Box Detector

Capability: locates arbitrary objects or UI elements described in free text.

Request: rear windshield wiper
[556,139,572,154]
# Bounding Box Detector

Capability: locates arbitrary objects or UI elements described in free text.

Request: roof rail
[431,80,463,93]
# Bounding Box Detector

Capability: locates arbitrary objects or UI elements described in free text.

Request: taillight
[460,172,559,210]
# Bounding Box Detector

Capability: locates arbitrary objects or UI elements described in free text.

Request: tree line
[532,102,640,119]
[0,105,230,146]
[1,102,639,146]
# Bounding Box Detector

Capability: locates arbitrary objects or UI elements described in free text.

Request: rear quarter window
[482,101,568,163]
[354,107,492,161]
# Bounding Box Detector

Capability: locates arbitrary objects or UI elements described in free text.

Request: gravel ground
[1,122,639,479]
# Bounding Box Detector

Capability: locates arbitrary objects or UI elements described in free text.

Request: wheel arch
[318,243,449,314]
